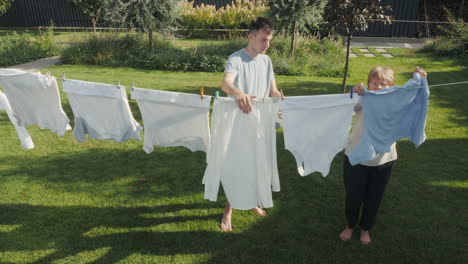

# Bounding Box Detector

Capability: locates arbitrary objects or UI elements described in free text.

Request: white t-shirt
[224,48,275,98]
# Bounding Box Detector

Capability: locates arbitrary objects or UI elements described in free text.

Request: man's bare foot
[220,203,233,231]
[360,230,371,245]
[252,207,267,216]
[339,226,353,241]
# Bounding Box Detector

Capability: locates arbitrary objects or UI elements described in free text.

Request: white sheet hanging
[63,78,142,143]
[131,88,211,154]
[280,94,358,177]
[0,69,71,137]
[203,97,280,210]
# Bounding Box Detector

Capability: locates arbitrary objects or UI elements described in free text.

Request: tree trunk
[341,33,352,93]
[148,29,154,51]
[91,18,97,34]
[91,8,102,34]
[460,0,465,19]
[290,21,297,56]
[423,0,430,37]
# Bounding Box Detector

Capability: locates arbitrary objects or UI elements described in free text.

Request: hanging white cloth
[0,69,71,137]
[203,97,280,210]
[280,94,358,177]
[131,88,211,154]
[63,78,142,143]
[0,91,34,149]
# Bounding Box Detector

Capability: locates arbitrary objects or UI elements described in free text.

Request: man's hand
[236,93,256,114]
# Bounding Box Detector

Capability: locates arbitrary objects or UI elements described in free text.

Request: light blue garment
[347,73,429,165]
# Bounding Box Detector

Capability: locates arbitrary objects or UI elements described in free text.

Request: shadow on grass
[0,203,225,263]
[206,138,468,263]
[0,147,208,199]
[0,136,466,263]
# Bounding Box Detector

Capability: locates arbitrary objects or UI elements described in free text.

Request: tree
[267,0,327,55]
[67,0,107,34]
[0,0,14,16]
[325,0,391,92]
[105,0,180,50]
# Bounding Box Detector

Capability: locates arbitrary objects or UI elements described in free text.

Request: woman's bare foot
[360,230,371,245]
[339,226,353,241]
[220,203,233,231]
[252,207,267,216]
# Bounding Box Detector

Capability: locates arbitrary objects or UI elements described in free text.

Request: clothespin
[61,73,66,82]
[116,80,121,89]
[200,87,204,100]
[215,90,219,99]
[280,89,285,100]
[130,82,135,91]
[349,85,354,99]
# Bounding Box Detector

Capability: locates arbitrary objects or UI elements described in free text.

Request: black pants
[343,155,393,231]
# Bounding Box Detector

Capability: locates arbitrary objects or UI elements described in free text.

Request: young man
[219,17,281,231]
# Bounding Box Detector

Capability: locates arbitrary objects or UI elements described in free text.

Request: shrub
[269,35,345,76]
[61,33,344,76]
[0,28,58,66]
[423,20,468,57]
[180,0,267,36]
[61,33,225,72]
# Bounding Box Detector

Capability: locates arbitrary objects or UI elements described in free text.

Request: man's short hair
[248,17,274,34]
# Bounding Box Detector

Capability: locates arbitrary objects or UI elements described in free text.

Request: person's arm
[221,72,255,114]
[269,79,281,97]
[353,82,365,96]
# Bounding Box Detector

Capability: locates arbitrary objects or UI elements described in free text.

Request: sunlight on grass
[428,181,468,189]
[120,253,212,264]
[0,224,21,232]
[139,208,219,218]
[0,249,56,263]
[51,247,112,264]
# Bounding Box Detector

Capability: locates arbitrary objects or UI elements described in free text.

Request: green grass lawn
[0,50,467,263]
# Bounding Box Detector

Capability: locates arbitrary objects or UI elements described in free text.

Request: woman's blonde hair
[368,66,394,86]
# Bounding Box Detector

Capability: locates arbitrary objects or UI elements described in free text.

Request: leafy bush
[180,0,267,36]
[61,33,225,72]
[269,35,345,76]
[61,33,344,76]
[423,19,468,57]
[0,27,58,66]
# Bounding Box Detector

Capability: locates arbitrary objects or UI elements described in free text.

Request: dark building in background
[0,0,423,37]
[0,0,90,27]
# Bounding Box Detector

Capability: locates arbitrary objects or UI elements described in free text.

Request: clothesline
[387,81,468,90]
[350,81,468,94]
[370,19,468,25]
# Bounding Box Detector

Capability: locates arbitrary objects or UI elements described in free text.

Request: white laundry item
[203,97,280,210]
[0,91,34,149]
[0,69,71,136]
[63,78,142,143]
[131,88,212,154]
[280,94,358,177]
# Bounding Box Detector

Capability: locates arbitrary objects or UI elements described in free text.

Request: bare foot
[339,226,353,241]
[220,203,232,231]
[252,207,267,216]
[360,230,371,245]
